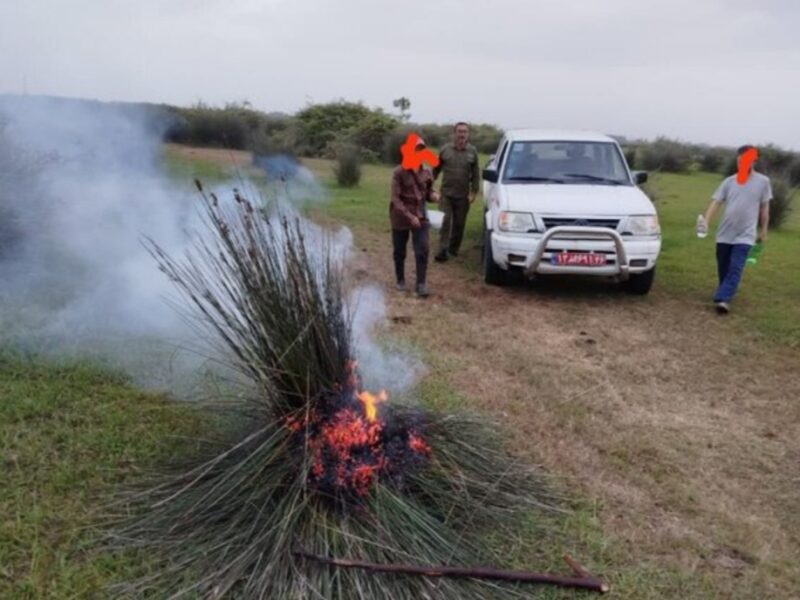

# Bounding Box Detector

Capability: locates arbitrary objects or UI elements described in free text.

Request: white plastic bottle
[696,215,708,239]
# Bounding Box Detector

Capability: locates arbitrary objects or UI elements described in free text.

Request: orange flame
[357,389,388,422]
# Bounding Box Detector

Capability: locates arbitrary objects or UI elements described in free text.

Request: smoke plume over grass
[0,95,419,398]
[0,96,208,391]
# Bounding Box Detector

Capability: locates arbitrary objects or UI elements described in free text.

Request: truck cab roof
[503,130,618,144]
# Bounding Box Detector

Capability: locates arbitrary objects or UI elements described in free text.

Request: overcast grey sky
[2,0,799,148]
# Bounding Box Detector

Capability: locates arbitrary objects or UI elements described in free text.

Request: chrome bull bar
[524,226,630,280]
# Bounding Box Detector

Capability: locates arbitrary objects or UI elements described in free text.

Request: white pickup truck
[482,130,661,294]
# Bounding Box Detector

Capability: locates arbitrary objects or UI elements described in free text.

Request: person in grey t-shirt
[701,145,772,314]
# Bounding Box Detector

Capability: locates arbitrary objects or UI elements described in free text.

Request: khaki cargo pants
[438,195,470,256]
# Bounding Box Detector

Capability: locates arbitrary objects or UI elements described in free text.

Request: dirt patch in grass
[348,227,800,599]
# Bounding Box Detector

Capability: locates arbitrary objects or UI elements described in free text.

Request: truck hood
[502,184,655,216]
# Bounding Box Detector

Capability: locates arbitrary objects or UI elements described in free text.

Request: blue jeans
[714,243,751,303]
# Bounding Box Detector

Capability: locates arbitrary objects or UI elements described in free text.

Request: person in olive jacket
[433,122,481,262]
[390,138,440,298]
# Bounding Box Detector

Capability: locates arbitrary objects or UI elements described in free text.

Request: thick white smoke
[0,95,419,398]
[350,286,424,394]
[0,96,205,390]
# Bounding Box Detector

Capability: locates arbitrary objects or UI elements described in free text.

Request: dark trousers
[438,196,470,255]
[714,243,751,303]
[392,226,429,285]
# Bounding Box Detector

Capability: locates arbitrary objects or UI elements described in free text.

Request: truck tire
[482,228,508,286]
[625,267,655,295]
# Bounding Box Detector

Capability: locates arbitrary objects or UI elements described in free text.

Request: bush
[787,158,800,187]
[166,103,260,149]
[296,100,397,156]
[250,115,301,157]
[638,137,692,173]
[758,144,794,174]
[623,147,636,170]
[333,144,362,187]
[768,174,795,230]
[382,127,414,165]
[164,99,505,166]
[723,155,738,177]
[417,124,449,148]
[348,112,398,158]
[698,147,731,173]
[468,123,504,154]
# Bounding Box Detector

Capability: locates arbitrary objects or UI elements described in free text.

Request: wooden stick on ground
[294,548,610,594]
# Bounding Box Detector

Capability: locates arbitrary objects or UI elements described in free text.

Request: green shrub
[758,144,794,173]
[250,115,302,157]
[468,123,504,154]
[333,144,362,187]
[787,158,800,187]
[768,174,795,230]
[723,155,737,177]
[348,112,398,158]
[623,147,636,170]
[698,148,731,173]
[638,137,692,173]
[296,100,397,156]
[417,124,449,148]
[166,103,260,149]
[382,127,414,165]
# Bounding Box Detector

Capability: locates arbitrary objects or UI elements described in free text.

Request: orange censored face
[401,133,440,170]
[737,148,759,184]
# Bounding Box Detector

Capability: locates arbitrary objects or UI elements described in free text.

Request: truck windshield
[502,141,631,185]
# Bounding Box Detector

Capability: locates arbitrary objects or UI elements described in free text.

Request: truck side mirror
[482,168,499,183]
[633,171,648,184]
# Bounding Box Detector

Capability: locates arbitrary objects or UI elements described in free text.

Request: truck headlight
[498,211,537,233]
[625,215,660,236]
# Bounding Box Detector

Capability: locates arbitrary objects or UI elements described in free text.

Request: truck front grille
[542,217,620,230]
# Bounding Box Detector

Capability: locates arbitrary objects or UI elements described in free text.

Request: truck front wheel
[482,229,509,286]
[625,267,655,295]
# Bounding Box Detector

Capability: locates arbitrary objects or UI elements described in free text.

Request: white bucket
[427,209,444,230]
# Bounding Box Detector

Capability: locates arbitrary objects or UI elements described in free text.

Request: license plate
[551,252,607,266]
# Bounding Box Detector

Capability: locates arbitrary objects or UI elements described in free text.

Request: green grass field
[0,321,715,600]
[0,353,206,598]
[1,146,797,598]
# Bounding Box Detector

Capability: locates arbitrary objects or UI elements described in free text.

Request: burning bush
[107,182,559,598]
